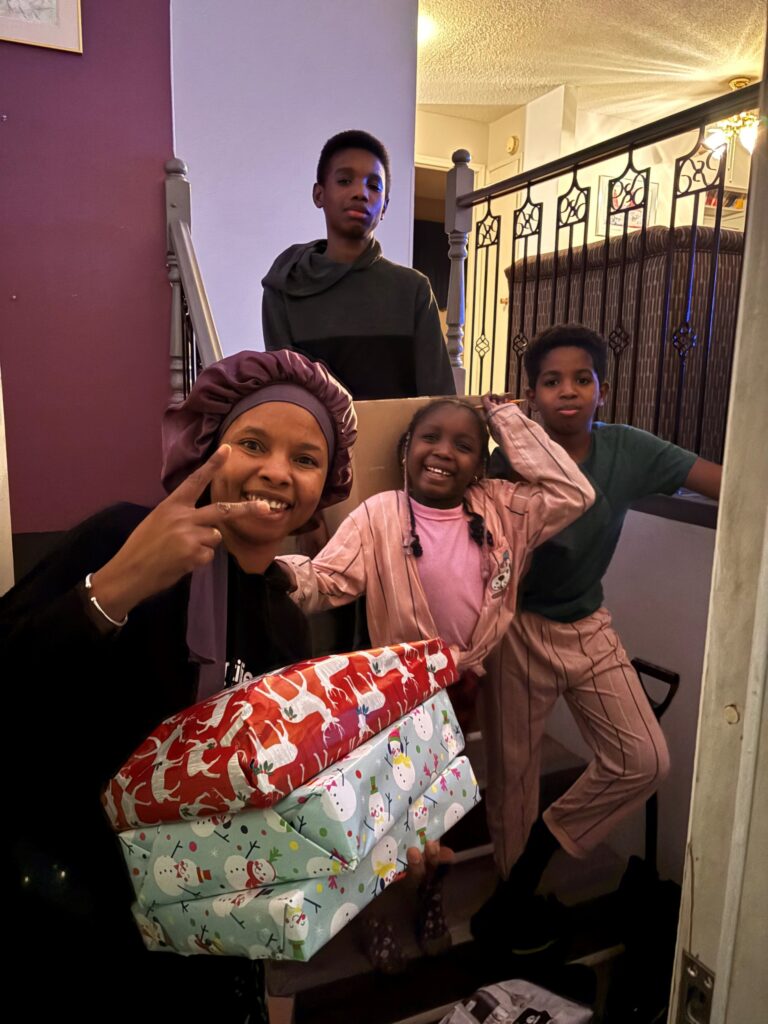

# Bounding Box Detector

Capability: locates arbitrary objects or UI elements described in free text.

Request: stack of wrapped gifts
[104,638,480,961]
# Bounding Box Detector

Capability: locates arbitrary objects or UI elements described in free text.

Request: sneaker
[471,887,564,955]
[469,878,514,943]
[507,894,565,954]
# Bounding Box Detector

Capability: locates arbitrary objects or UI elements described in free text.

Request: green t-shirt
[492,423,697,623]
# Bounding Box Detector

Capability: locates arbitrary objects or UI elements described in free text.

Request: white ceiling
[417,0,767,123]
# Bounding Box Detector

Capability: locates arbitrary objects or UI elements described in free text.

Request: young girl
[278,394,594,968]
[280,395,594,679]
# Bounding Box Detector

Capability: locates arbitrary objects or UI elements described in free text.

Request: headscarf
[161,349,357,698]
[162,349,356,508]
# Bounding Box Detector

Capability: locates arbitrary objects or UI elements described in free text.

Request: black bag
[604,854,681,1023]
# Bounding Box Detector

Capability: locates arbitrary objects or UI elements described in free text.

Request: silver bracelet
[84,573,128,628]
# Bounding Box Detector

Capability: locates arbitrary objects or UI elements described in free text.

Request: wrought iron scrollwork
[655,127,727,445]
[468,201,501,394]
[602,159,651,237]
[514,190,542,239]
[504,187,544,396]
[474,333,491,359]
[451,86,755,458]
[676,135,725,198]
[557,177,590,228]
[672,320,698,358]
[552,171,592,325]
[609,324,630,355]
[596,156,653,420]
[476,204,500,248]
[610,168,649,215]
[511,332,529,357]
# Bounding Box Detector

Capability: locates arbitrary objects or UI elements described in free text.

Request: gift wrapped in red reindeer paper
[104,638,456,831]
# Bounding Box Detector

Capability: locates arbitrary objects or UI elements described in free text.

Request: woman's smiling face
[211,401,328,558]
[406,403,485,509]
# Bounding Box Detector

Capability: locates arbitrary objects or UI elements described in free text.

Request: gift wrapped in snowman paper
[104,638,457,831]
[132,754,479,961]
[120,688,467,910]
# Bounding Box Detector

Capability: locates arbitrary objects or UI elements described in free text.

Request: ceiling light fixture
[705,79,760,156]
[418,13,437,47]
[706,110,760,155]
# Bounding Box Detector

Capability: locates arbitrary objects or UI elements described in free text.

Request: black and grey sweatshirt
[261,238,456,400]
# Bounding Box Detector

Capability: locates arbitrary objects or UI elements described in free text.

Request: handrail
[458,84,761,208]
[443,84,760,459]
[169,219,223,368]
[165,158,223,401]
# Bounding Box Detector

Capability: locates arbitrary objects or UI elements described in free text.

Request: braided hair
[406,498,424,557]
[462,497,494,550]
[398,399,493,559]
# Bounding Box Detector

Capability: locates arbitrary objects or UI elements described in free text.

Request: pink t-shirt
[410,498,484,650]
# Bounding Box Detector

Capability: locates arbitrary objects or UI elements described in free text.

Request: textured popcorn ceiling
[417,0,766,122]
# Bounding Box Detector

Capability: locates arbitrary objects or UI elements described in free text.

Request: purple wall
[0,0,173,533]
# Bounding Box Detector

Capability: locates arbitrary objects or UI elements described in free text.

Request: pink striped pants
[479,607,670,877]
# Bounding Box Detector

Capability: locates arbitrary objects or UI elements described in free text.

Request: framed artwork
[596,175,658,237]
[0,1,82,53]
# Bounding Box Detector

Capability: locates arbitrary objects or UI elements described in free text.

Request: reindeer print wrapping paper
[132,755,479,961]
[120,689,464,910]
[104,638,457,831]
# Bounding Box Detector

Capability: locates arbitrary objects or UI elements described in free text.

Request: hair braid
[400,433,423,557]
[407,499,424,558]
[462,497,494,550]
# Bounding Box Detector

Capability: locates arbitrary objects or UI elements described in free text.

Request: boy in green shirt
[472,323,721,951]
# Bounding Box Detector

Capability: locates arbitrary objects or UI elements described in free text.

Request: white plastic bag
[439,978,593,1024]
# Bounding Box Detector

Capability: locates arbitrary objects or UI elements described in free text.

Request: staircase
[265,733,627,1024]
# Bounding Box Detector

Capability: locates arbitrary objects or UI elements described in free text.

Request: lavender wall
[171,0,419,355]
[0,0,173,534]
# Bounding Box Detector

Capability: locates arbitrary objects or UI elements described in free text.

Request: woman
[3,349,356,1020]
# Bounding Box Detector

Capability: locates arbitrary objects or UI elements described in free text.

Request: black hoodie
[262,238,455,400]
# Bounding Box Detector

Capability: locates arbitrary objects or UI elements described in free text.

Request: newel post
[444,149,473,394]
[165,158,191,403]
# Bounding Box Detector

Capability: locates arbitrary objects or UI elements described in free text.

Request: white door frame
[668,56,768,1024]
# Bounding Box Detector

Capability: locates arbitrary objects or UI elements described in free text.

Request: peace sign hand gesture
[88,445,272,622]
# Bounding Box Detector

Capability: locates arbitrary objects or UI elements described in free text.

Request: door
[668,59,767,1024]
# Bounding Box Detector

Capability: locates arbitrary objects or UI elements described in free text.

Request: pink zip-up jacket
[279,403,594,675]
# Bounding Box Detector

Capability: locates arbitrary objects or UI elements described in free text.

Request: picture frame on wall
[595,175,659,237]
[0,1,82,54]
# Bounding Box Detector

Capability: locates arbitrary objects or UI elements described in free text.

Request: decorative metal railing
[444,85,760,460]
[165,159,223,402]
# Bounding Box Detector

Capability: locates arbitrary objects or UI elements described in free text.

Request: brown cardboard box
[323,397,434,534]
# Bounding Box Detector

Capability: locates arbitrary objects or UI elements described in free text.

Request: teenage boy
[472,323,721,951]
[262,129,455,399]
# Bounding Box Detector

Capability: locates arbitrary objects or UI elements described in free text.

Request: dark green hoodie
[262,239,455,400]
